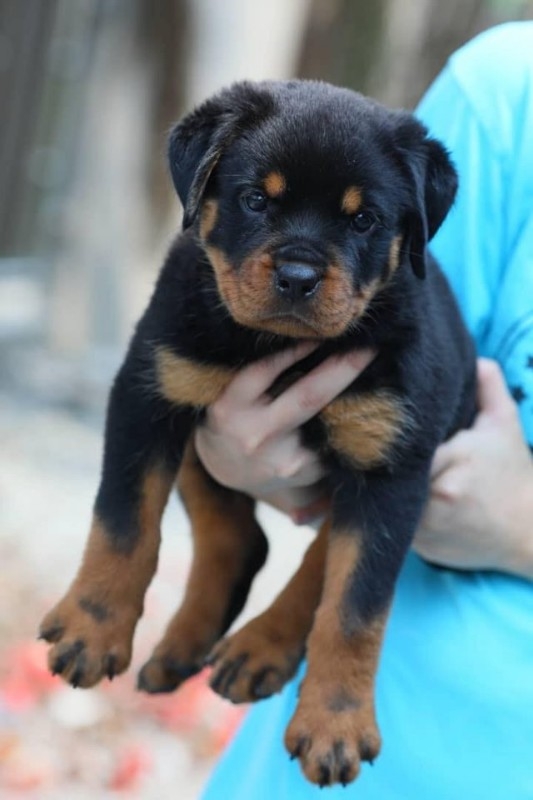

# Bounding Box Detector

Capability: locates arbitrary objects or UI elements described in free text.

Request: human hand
[413,358,533,578]
[194,343,376,524]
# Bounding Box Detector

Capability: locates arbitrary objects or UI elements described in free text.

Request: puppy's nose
[275,263,322,302]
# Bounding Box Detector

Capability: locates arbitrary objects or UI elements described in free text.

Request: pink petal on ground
[0,674,38,712]
[16,641,60,692]
[108,743,153,792]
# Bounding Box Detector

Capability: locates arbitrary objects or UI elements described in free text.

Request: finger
[264,347,377,435]
[429,440,458,480]
[475,358,515,422]
[220,341,318,405]
[276,447,326,487]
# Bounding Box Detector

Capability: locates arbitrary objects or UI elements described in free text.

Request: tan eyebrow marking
[264,171,286,198]
[341,186,363,214]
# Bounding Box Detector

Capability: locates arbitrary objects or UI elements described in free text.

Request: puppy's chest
[155,346,410,470]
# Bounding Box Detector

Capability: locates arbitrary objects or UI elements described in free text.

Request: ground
[0,392,311,798]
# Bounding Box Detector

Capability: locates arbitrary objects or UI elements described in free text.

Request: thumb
[475,358,515,424]
[429,437,461,480]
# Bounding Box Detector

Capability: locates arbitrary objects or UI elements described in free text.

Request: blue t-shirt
[202,23,533,800]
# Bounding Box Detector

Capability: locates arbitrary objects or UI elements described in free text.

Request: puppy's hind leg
[208,517,329,704]
[137,439,268,693]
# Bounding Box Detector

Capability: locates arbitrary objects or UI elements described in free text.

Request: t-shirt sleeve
[416,68,505,353]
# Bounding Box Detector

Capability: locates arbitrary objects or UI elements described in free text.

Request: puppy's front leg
[285,467,430,787]
[39,365,193,688]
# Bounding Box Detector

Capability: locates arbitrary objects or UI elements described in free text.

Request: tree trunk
[298,0,501,108]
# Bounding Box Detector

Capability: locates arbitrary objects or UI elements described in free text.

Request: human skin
[414,358,533,577]
[195,350,533,579]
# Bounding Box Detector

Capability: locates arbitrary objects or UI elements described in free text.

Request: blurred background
[1,0,532,796]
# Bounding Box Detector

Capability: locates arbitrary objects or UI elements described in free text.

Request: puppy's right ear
[168,82,274,229]
[392,114,457,280]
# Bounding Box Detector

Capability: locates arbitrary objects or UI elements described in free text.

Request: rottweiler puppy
[40,80,476,787]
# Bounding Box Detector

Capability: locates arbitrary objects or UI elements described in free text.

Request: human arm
[196,350,533,578]
[412,358,533,578]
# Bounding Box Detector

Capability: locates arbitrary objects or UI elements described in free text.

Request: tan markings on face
[264,171,286,198]
[199,199,218,241]
[207,246,324,337]
[205,245,382,339]
[155,347,235,407]
[341,186,363,215]
[313,268,381,337]
[206,244,277,324]
[388,234,402,275]
[285,534,384,783]
[321,391,411,468]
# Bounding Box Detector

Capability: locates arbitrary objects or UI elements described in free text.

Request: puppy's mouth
[253,309,327,339]
[204,244,378,340]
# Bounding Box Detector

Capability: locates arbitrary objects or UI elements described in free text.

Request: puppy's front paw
[207,619,303,703]
[39,592,137,688]
[284,678,381,787]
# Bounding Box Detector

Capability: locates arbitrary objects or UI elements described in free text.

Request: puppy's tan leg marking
[285,535,385,787]
[39,467,173,687]
[138,440,268,693]
[208,517,330,703]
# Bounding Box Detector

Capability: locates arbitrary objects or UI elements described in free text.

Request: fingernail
[297,340,318,355]
[348,347,377,368]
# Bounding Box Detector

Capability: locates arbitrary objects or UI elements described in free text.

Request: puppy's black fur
[41,80,476,787]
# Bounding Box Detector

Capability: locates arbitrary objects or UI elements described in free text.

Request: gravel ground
[0,392,311,798]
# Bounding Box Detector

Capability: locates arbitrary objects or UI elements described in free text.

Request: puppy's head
[169,81,457,339]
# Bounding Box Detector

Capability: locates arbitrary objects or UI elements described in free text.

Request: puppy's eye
[243,190,268,212]
[351,210,376,233]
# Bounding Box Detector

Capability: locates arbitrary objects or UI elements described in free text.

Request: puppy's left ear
[395,118,458,279]
[168,82,273,228]
[423,137,458,239]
